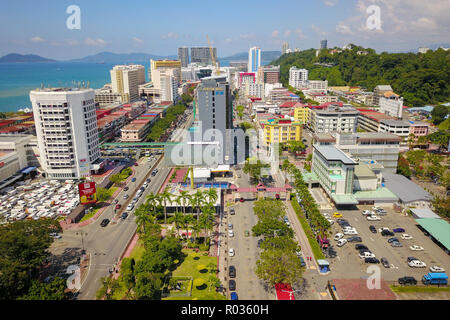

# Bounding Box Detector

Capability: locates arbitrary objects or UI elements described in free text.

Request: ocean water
[0,59,271,112]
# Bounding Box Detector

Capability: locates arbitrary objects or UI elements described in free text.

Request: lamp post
[76,231,88,253]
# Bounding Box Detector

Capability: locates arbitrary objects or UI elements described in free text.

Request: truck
[422,272,448,285]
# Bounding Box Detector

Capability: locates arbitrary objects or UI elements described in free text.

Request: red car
[115,204,122,210]
[239,197,244,203]
[275,194,280,200]
[134,163,138,166]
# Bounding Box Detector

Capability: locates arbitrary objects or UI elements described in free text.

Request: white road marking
[370,237,374,242]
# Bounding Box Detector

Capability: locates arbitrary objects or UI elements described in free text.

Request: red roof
[320,101,343,108]
[280,101,298,108]
[275,283,294,300]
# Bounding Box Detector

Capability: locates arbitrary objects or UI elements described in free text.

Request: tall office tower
[30,88,100,179]
[289,66,309,89]
[110,64,146,103]
[191,47,217,66]
[150,59,182,86]
[320,40,328,49]
[257,65,280,84]
[282,42,289,54]
[160,73,180,103]
[248,47,261,73]
[178,47,190,67]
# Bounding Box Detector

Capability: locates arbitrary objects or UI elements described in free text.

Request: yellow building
[262,119,302,146]
[294,106,309,124]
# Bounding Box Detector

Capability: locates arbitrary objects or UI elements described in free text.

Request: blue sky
[1,0,449,59]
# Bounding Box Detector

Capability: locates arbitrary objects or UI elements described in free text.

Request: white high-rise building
[379,93,404,119]
[30,88,101,179]
[289,66,308,89]
[248,47,261,73]
[282,42,289,54]
[110,64,146,103]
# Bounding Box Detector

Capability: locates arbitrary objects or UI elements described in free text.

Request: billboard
[78,182,97,204]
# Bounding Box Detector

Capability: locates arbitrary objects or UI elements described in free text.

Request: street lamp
[76,231,88,253]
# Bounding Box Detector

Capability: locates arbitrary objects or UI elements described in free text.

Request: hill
[69,51,177,63]
[271,46,450,107]
[0,53,56,63]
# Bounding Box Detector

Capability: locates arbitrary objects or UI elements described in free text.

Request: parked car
[407,257,419,263]
[359,252,376,259]
[299,255,306,267]
[228,223,233,229]
[375,209,387,215]
[124,186,129,191]
[393,228,406,233]
[430,266,445,273]
[362,210,374,216]
[239,197,244,202]
[333,212,343,218]
[336,239,347,247]
[365,257,380,264]
[121,212,128,220]
[347,236,362,242]
[387,237,399,243]
[408,260,426,268]
[369,225,377,233]
[230,292,238,300]
[355,244,368,250]
[327,246,337,258]
[229,280,236,291]
[50,233,62,239]
[410,245,424,251]
[126,204,134,211]
[228,248,235,257]
[344,229,358,235]
[398,276,417,285]
[391,241,403,247]
[378,227,390,233]
[229,266,236,278]
[228,230,234,237]
[381,257,390,268]
[229,208,235,215]
[367,215,381,221]
[100,219,110,227]
[334,233,344,241]
[381,230,395,237]
[115,204,121,210]
[123,194,129,200]
[401,234,413,240]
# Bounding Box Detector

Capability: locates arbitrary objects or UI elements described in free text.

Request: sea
[0,59,271,112]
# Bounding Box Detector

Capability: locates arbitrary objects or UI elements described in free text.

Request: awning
[21,166,37,174]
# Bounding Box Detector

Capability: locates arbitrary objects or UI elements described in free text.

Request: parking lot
[323,204,450,283]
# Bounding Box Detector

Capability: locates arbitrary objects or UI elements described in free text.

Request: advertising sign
[78,182,97,204]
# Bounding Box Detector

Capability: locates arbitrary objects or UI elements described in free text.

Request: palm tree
[199,204,216,238]
[204,188,218,208]
[145,192,158,215]
[157,190,172,224]
[182,214,194,242]
[135,205,154,234]
[190,190,205,222]
[179,190,191,215]
[170,211,184,238]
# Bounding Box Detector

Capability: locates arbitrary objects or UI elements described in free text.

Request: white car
[334,233,344,241]
[401,234,413,240]
[367,215,381,221]
[410,245,424,251]
[430,266,445,273]
[336,239,347,247]
[228,230,234,237]
[378,227,390,233]
[344,229,358,235]
[126,204,134,211]
[372,206,382,211]
[359,252,376,259]
[327,219,334,225]
[408,260,426,268]
[228,248,235,257]
[362,210,374,216]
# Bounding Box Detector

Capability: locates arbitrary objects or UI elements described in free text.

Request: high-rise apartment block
[110,64,146,103]
[30,88,101,179]
[178,47,190,67]
[248,47,261,73]
[191,47,217,66]
[289,67,308,89]
[320,40,328,49]
[257,65,280,84]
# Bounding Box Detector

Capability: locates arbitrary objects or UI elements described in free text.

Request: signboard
[78,182,97,204]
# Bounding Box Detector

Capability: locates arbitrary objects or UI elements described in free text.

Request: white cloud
[66,39,80,46]
[31,36,45,43]
[322,0,338,6]
[294,28,306,39]
[311,24,328,36]
[224,38,233,43]
[132,37,144,44]
[161,33,178,39]
[336,23,354,35]
[84,38,106,46]
[239,34,251,39]
[271,30,279,38]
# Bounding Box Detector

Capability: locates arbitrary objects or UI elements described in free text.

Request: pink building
[409,122,429,137]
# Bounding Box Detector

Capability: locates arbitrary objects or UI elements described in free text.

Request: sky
[1,0,449,60]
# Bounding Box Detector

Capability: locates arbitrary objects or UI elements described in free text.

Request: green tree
[431,105,450,125]
[135,273,163,300]
[96,276,120,300]
[19,277,67,300]
[255,249,303,287]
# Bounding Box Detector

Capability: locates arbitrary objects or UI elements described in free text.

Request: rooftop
[410,208,441,219]
[415,218,450,250]
[314,144,358,165]
[382,173,432,204]
[380,119,411,126]
[354,164,376,179]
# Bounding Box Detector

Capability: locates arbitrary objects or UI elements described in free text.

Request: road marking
[370,237,374,242]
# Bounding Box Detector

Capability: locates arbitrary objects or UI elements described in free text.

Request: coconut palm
[199,204,216,238]
[190,190,206,222]
[157,190,172,224]
[178,190,191,215]
[204,188,218,208]
[145,192,158,214]
[170,211,184,238]
[135,205,155,235]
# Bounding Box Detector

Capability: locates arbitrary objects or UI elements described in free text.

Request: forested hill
[271,46,450,107]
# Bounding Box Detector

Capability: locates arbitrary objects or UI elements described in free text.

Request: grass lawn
[163,249,226,300]
[79,207,100,222]
[390,285,450,293]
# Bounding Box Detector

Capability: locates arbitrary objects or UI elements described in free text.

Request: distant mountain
[69,51,177,63]
[220,51,282,62]
[0,53,56,63]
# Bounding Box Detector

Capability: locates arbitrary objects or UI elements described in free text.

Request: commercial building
[379,92,404,118]
[304,92,338,104]
[357,109,396,132]
[248,47,261,73]
[191,47,216,66]
[257,65,280,84]
[382,173,432,207]
[306,80,328,92]
[320,40,328,49]
[178,47,190,67]
[289,67,308,89]
[120,118,153,142]
[110,64,146,103]
[261,118,302,146]
[310,105,359,134]
[229,61,248,72]
[294,104,309,124]
[95,84,125,105]
[373,85,393,106]
[379,119,411,138]
[409,122,429,138]
[150,59,182,84]
[243,82,264,99]
[334,132,401,173]
[30,88,101,179]
[282,42,289,54]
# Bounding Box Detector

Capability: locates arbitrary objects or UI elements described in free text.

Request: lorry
[422,272,448,285]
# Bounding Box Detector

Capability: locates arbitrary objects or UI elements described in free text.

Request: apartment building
[357,109,396,132]
[379,119,411,138]
[294,105,309,124]
[178,47,190,67]
[257,65,280,84]
[289,67,308,89]
[248,47,261,73]
[110,65,146,103]
[306,80,328,92]
[373,85,393,106]
[310,105,359,133]
[30,88,101,179]
[262,118,302,146]
[191,47,216,66]
[379,92,404,118]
